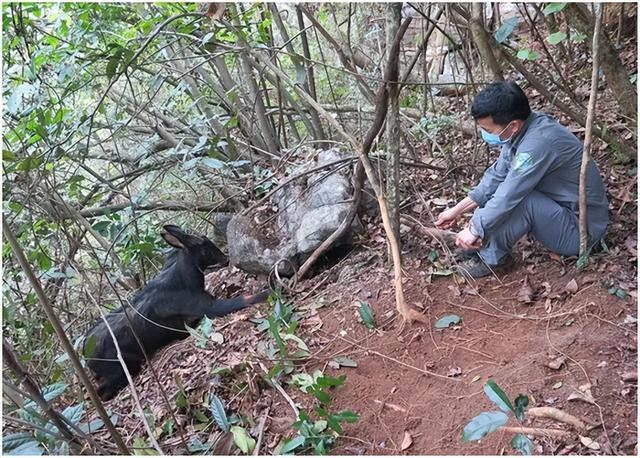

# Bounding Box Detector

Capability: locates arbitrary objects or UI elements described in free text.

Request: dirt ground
[95,216,637,455]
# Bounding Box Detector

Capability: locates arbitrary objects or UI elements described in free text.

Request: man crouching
[435,81,608,278]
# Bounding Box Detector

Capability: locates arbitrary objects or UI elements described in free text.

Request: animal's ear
[161,225,188,249]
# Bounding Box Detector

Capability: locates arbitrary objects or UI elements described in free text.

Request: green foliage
[282,373,358,455]
[357,301,375,330]
[494,17,520,44]
[2,383,115,455]
[543,3,567,15]
[462,380,531,455]
[209,395,230,433]
[547,32,567,45]
[516,49,541,61]
[434,314,461,329]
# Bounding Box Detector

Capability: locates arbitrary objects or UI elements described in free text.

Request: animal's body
[84,225,268,400]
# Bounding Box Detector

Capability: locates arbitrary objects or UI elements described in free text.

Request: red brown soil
[95,219,637,455]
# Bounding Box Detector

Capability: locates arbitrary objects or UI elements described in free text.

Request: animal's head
[160,225,228,271]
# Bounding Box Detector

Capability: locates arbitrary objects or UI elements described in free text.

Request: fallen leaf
[553,381,563,389]
[448,284,462,297]
[400,431,413,451]
[549,252,563,262]
[447,366,462,378]
[544,298,553,313]
[516,276,535,303]
[624,235,637,257]
[596,361,607,368]
[621,371,637,382]
[471,375,481,383]
[544,396,559,404]
[541,281,552,297]
[568,384,596,405]
[565,278,579,294]
[430,197,449,207]
[545,356,566,370]
[579,435,600,450]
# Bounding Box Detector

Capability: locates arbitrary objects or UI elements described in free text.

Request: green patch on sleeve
[512,152,533,173]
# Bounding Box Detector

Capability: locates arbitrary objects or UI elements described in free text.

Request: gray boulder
[226,149,364,275]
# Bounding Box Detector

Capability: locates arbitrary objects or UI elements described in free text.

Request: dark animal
[84,225,269,401]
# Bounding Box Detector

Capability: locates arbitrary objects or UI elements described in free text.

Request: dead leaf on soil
[400,431,413,451]
[568,384,596,405]
[624,235,637,257]
[579,435,601,450]
[549,252,563,262]
[565,278,579,294]
[545,355,567,370]
[541,281,552,297]
[516,276,535,303]
[447,366,462,378]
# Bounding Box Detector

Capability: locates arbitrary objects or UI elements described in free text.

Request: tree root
[497,426,572,439]
[528,407,589,433]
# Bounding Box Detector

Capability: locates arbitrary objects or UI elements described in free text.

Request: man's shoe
[453,248,480,262]
[458,256,514,278]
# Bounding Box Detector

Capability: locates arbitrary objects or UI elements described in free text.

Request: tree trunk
[579,3,603,260]
[385,3,402,248]
[565,3,637,124]
[469,3,503,81]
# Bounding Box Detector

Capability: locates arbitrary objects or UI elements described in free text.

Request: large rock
[226,149,364,275]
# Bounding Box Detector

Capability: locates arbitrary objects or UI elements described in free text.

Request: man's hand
[435,208,459,229]
[455,227,482,250]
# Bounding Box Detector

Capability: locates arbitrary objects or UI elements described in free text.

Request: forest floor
[91,153,637,455]
[86,30,638,455]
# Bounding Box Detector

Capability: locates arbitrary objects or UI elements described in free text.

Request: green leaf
[280,435,306,454]
[462,411,509,441]
[312,420,328,433]
[511,433,533,455]
[484,380,514,413]
[571,32,587,43]
[332,410,359,423]
[547,31,567,45]
[83,335,97,359]
[231,426,256,454]
[315,375,346,389]
[543,3,567,15]
[434,314,461,329]
[494,17,520,44]
[516,49,540,61]
[41,383,67,402]
[78,418,104,434]
[3,150,16,161]
[514,395,529,421]
[358,301,375,330]
[6,441,44,456]
[209,395,230,433]
[61,403,84,425]
[2,432,34,451]
[132,437,157,455]
[106,57,120,80]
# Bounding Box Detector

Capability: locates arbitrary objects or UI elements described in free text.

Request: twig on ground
[258,361,299,417]
[252,409,269,456]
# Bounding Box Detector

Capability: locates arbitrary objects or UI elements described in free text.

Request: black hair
[471,81,531,125]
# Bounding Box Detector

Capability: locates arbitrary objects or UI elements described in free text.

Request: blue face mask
[481,122,513,146]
